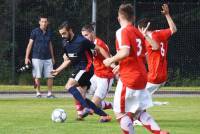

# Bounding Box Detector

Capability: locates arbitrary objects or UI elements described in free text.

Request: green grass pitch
[0,97,200,134]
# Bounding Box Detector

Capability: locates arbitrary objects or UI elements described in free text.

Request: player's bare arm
[103,47,130,67]
[25,39,34,64]
[95,44,110,59]
[62,53,68,61]
[161,4,177,34]
[51,57,71,76]
[49,41,55,64]
[95,44,116,68]
[138,22,159,50]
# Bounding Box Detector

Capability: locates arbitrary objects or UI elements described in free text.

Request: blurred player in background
[138,4,177,105]
[25,15,55,98]
[104,3,169,134]
[72,23,114,120]
[51,21,111,122]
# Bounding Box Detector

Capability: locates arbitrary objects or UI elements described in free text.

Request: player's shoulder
[116,26,129,36]
[74,34,87,43]
[76,34,85,40]
[116,27,123,35]
[95,37,108,49]
[124,24,137,35]
[132,26,144,37]
[95,37,105,45]
[31,27,40,33]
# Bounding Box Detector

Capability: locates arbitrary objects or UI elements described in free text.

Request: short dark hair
[81,22,95,33]
[59,21,73,31]
[118,3,134,21]
[38,15,48,21]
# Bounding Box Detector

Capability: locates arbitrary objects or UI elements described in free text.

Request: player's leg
[75,86,86,120]
[113,79,135,134]
[117,113,135,134]
[137,110,169,134]
[133,89,169,134]
[146,82,168,106]
[146,82,163,95]
[76,71,110,120]
[100,77,114,110]
[32,59,42,97]
[43,59,55,98]
[92,75,113,110]
[65,78,89,109]
[74,75,97,120]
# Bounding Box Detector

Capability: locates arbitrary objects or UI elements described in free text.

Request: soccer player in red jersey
[73,23,114,122]
[82,23,114,109]
[138,4,177,98]
[104,3,170,134]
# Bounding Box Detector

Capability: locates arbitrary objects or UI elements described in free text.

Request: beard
[62,33,71,41]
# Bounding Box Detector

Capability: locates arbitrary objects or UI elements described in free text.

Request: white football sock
[139,111,160,133]
[120,115,135,134]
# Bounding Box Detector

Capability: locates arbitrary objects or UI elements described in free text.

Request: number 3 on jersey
[136,38,142,56]
[160,42,165,57]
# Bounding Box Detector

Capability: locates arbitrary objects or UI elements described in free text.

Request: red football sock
[101,101,113,110]
[75,100,83,115]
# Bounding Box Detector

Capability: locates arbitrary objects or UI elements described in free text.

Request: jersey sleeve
[116,28,132,49]
[96,39,109,52]
[158,28,172,41]
[30,30,36,40]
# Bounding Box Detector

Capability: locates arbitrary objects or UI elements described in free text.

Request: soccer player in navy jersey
[51,21,111,122]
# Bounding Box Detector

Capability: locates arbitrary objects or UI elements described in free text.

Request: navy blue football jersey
[62,35,95,72]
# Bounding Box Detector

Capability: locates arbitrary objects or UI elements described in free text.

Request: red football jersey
[145,28,172,84]
[116,24,147,89]
[93,37,114,78]
[132,26,147,74]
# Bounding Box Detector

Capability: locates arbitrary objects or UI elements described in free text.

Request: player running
[138,4,177,102]
[104,3,169,134]
[51,21,111,122]
[74,23,114,119]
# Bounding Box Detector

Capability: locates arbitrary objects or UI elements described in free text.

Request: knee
[92,96,101,107]
[65,84,74,91]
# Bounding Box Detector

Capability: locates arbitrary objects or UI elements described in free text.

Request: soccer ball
[51,109,67,123]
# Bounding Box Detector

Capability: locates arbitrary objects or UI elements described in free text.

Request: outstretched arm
[161,4,177,34]
[51,54,71,76]
[138,22,159,50]
[103,47,129,67]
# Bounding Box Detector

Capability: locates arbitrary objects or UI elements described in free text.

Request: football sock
[68,86,88,108]
[139,111,161,134]
[119,115,135,134]
[85,98,107,116]
[101,101,113,110]
[75,100,83,115]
